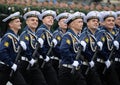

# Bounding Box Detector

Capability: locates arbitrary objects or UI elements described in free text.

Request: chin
[18,27,21,30]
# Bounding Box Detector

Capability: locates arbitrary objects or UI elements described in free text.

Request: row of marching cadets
[0,9,120,85]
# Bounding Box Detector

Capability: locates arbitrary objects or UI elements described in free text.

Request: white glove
[29,58,36,66]
[44,56,50,62]
[113,40,119,50]
[37,38,44,48]
[52,38,57,47]
[20,41,27,50]
[80,41,87,51]
[11,64,17,72]
[72,61,79,67]
[97,41,103,51]
[105,60,111,68]
[89,61,95,68]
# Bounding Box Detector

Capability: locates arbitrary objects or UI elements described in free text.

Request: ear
[58,21,61,26]
[26,19,29,25]
[8,21,12,27]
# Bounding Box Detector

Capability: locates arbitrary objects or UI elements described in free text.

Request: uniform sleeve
[60,34,76,64]
[79,32,93,61]
[36,29,47,59]
[96,31,109,60]
[52,32,62,58]
[36,28,46,41]
[20,33,32,60]
[0,35,14,67]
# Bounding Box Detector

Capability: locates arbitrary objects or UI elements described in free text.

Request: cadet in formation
[0,12,27,85]
[58,11,87,85]
[79,11,102,85]
[52,12,70,75]
[36,10,58,85]
[19,10,48,85]
[95,11,120,85]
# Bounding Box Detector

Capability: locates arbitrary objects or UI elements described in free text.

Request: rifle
[41,43,53,68]
[102,47,115,74]
[10,46,22,77]
[26,43,40,70]
[85,46,99,75]
[71,45,83,74]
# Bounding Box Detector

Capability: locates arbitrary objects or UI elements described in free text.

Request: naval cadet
[58,12,87,85]
[52,12,70,75]
[36,10,58,85]
[95,11,120,85]
[79,11,102,85]
[19,10,48,85]
[0,12,27,85]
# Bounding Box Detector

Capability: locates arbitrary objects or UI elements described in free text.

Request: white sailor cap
[40,10,56,20]
[102,11,117,21]
[23,10,40,20]
[56,12,70,21]
[116,11,120,17]
[2,12,20,22]
[100,11,107,22]
[100,11,107,18]
[85,11,101,23]
[64,11,85,24]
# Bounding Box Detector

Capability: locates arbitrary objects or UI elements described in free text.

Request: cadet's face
[26,17,39,30]
[72,18,83,31]
[104,17,115,29]
[87,19,99,30]
[115,16,120,27]
[42,16,54,26]
[58,18,67,30]
[9,18,21,30]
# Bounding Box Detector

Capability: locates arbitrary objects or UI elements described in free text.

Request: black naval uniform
[52,27,65,75]
[19,26,48,85]
[58,29,87,85]
[79,28,102,85]
[95,26,120,85]
[36,24,58,85]
[0,29,27,85]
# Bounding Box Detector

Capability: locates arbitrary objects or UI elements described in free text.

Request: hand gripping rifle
[10,45,23,77]
[102,31,120,74]
[41,43,53,68]
[102,48,115,74]
[26,42,40,70]
[85,46,99,75]
[71,44,84,74]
